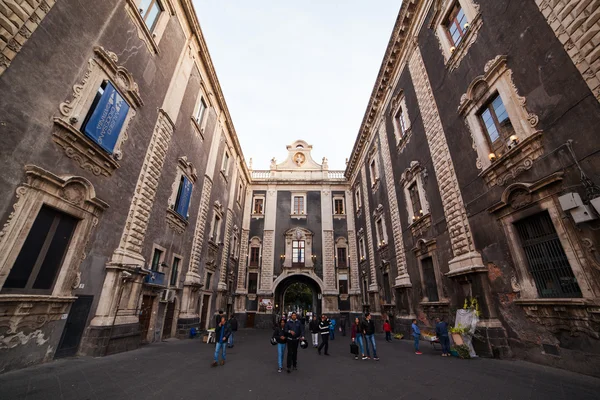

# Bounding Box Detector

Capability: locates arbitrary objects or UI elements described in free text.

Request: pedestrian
[214,309,224,330]
[272,318,287,372]
[227,314,238,348]
[284,311,305,373]
[211,316,231,367]
[309,315,320,347]
[318,314,330,355]
[412,318,422,355]
[351,317,365,360]
[435,317,450,356]
[362,312,379,360]
[383,319,392,342]
[329,318,336,340]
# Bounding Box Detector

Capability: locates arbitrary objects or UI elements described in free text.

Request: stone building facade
[0,0,248,372]
[344,0,600,376]
[235,141,359,329]
[1,0,600,378]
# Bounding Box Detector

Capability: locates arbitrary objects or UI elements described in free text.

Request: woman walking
[272,318,287,372]
[351,317,365,360]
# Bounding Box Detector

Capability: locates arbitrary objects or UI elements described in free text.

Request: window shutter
[83,82,130,154]
[175,176,193,219]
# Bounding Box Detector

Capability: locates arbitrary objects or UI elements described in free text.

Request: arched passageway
[273,274,322,321]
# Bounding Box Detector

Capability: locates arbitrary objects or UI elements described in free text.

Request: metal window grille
[514,211,582,298]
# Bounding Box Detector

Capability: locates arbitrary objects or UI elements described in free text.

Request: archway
[273,274,322,321]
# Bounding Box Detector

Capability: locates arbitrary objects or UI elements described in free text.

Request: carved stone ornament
[178,156,198,182]
[166,208,188,234]
[508,189,532,210]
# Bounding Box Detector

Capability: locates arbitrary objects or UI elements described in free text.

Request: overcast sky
[192,1,402,170]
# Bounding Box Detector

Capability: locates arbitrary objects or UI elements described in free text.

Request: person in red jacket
[383,320,392,342]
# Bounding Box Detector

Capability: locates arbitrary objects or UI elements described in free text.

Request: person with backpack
[227,314,238,348]
[317,314,330,355]
[284,312,305,373]
[272,318,287,373]
[309,315,320,348]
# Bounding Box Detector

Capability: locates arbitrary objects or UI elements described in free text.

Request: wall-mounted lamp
[311,254,318,262]
[280,254,285,263]
[450,46,456,53]
[463,22,470,30]
[489,152,497,162]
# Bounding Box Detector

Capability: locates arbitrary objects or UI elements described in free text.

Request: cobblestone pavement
[0,329,598,400]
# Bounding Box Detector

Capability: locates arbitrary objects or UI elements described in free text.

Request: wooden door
[200,294,210,329]
[139,295,153,343]
[162,300,176,339]
[55,295,93,358]
[245,312,255,328]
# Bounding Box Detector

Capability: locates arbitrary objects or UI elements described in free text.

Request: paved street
[0,329,598,400]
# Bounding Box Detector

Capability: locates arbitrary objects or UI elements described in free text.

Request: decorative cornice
[345,0,421,180]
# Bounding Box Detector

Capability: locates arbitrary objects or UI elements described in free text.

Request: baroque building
[1,0,600,378]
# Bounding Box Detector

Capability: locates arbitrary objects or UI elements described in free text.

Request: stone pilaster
[186,178,213,281]
[320,188,336,293]
[259,230,274,293]
[408,46,483,273]
[217,209,233,290]
[345,189,361,295]
[535,0,600,102]
[111,109,175,265]
[377,122,411,287]
[236,186,253,293]
[360,166,378,290]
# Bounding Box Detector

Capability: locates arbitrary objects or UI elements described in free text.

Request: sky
[192,1,402,170]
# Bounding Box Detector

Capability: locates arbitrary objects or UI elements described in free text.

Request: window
[337,247,347,268]
[248,273,258,294]
[408,182,422,218]
[151,248,163,271]
[54,47,141,177]
[514,212,582,298]
[359,237,366,261]
[339,278,348,295]
[376,218,385,247]
[237,183,243,204]
[444,3,468,47]
[390,91,412,145]
[369,159,378,184]
[394,107,408,139]
[1,206,78,294]
[293,196,305,214]
[478,94,514,155]
[195,97,207,125]
[355,187,362,211]
[292,240,305,267]
[250,247,260,266]
[80,80,131,155]
[421,257,439,302]
[221,151,230,175]
[205,272,212,290]
[173,175,193,219]
[253,197,264,214]
[334,197,345,215]
[458,56,542,185]
[401,161,430,223]
[170,256,181,287]
[211,214,222,242]
[138,0,164,31]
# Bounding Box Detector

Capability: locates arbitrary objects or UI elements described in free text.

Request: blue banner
[83,81,130,154]
[175,176,193,219]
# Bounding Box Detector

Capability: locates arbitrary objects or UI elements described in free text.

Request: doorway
[139,295,153,343]
[162,300,176,339]
[200,294,210,329]
[55,295,93,359]
[245,312,255,328]
[274,274,322,319]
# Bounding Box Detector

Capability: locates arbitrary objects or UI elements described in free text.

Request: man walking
[362,313,379,360]
[318,314,330,356]
[309,315,320,347]
[227,314,238,348]
[284,312,305,373]
[211,316,231,366]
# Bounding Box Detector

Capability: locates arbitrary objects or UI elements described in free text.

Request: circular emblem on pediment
[294,152,306,166]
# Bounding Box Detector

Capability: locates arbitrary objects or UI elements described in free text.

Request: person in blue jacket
[412,318,422,355]
[329,318,336,340]
[284,312,305,373]
[435,317,450,357]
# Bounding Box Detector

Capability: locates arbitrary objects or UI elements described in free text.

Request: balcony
[144,270,166,286]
